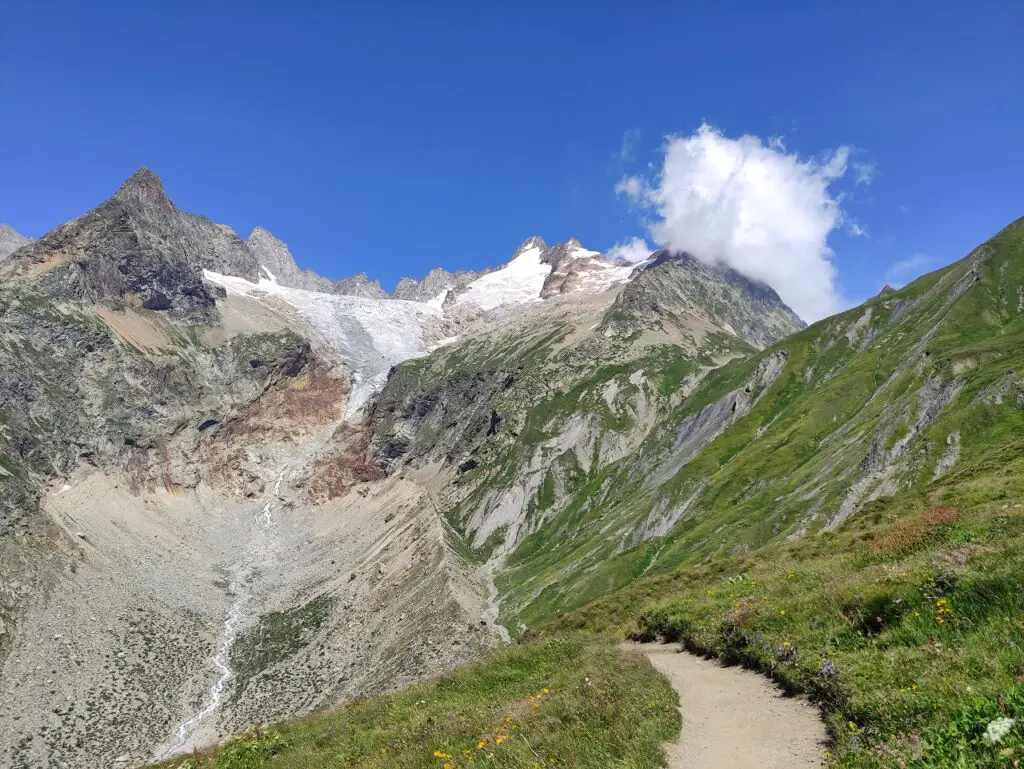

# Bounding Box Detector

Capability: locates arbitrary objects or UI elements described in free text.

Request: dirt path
[623,643,827,769]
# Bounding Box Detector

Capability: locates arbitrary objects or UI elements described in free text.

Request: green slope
[151,637,679,769]
[501,218,1024,633]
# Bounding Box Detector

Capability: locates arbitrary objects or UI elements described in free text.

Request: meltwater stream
[160,471,287,759]
[162,579,247,757]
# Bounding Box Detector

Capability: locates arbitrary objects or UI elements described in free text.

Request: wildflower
[779,610,786,616]
[982,717,1016,745]
[788,572,796,580]
[542,688,550,694]
[496,735,507,745]
[433,751,451,758]
[477,739,486,749]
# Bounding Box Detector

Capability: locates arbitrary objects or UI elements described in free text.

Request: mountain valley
[1,169,1023,769]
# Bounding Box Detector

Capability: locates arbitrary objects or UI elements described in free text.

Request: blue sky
[1,1,1021,318]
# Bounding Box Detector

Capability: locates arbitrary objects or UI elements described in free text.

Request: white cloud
[607,237,653,264]
[884,253,935,287]
[847,221,867,238]
[852,160,877,186]
[615,175,644,200]
[618,129,641,163]
[618,123,851,322]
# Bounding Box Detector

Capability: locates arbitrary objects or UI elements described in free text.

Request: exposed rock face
[539,237,634,298]
[333,271,388,298]
[393,266,487,302]
[606,250,805,349]
[0,224,32,260]
[2,168,263,322]
[245,226,386,297]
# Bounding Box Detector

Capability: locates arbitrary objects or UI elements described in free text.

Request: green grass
[538,480,1024,767]
[150,637,679,769]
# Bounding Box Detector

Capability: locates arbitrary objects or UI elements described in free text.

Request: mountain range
[1,168,1020,769]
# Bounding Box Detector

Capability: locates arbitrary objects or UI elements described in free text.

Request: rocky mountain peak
[0,223,33,260]
[334,272,388,299]
[394,265,490,302]
[246,227,300,278]
[513,235,547,257]
[113,167,173,210]
[605,248,804,348]
[539,238,593,266]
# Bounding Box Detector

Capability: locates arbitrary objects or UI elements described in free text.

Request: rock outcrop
[2,168,260,321]
[604,251,805,349]
[0,224,32,261]
[393,266,488,302]
[246,227,386,298]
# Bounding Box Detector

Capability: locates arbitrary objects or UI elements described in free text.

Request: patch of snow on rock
[455,247,550,310]
[576,260,636,292]
[425,289,449,310]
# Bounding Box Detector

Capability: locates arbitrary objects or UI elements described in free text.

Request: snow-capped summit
[452,240,552,311]
[513,235,547,256]
[539,241,637,299]
[448,236,639,311]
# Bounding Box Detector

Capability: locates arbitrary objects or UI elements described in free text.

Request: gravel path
[624,643,827,769]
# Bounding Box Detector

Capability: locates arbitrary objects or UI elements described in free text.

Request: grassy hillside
[542,478,1024,767]
[525,219,1024,767]
[151,637,679,769]
[500,218,1024,633]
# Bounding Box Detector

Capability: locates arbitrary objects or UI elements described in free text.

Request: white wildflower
[982,717,1015,745]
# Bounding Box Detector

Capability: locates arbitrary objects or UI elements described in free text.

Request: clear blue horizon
[2,1,1022,317]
